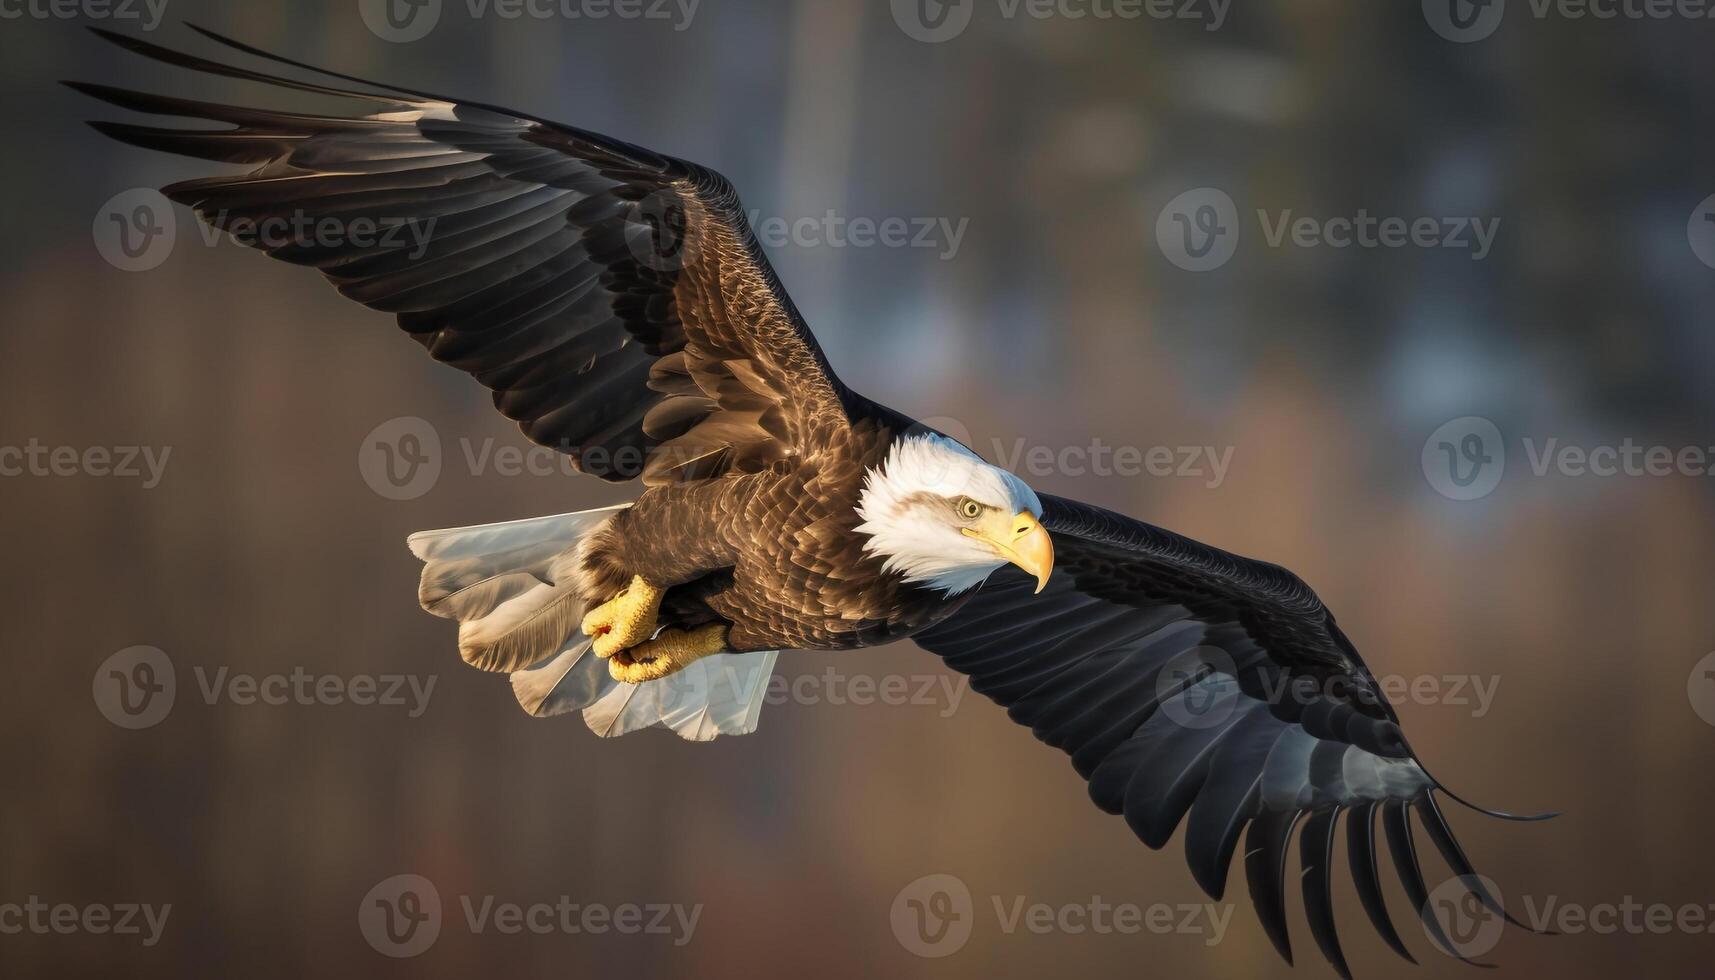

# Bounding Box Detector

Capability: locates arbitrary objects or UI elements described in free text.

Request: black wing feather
[1347,800,1418,964]
[1245,807,1303,965]
[1301,807,1352,980]
[915,493,1549,972]
[73,26,859,483]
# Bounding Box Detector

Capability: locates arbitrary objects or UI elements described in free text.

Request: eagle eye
[957,498,983,519]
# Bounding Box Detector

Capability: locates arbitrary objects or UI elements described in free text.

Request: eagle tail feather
[407,504,778,741]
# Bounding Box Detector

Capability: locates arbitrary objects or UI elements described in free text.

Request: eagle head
[854,432,1054,596]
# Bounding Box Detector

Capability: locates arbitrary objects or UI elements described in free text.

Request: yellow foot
[581,575,664,659]
[608,624,728,684]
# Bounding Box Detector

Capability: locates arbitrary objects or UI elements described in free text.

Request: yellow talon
[608,624,728,684]
[581,575,664,659]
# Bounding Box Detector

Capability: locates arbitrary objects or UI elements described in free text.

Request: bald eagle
[76,26,1550,975]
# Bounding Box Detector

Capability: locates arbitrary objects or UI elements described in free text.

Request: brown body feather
[576,416,963,652]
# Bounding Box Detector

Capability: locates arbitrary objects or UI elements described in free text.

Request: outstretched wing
[73,26,853,485]
[914,493,1550,977]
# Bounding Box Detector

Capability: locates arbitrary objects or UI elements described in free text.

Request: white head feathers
[854,433,1043,595]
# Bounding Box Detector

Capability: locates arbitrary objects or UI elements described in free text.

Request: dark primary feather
[72,25,855,484]
[915,493,1549,975]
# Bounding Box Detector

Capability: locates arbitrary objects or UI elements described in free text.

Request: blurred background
[3,0,1715,977]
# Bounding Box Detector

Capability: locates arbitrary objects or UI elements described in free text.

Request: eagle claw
[608,624,729,684]
[581,575,664,659]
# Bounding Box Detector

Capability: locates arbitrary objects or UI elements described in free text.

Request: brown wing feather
[73,26,854,484]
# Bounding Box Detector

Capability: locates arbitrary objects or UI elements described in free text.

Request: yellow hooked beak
[964,510,1055,594]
